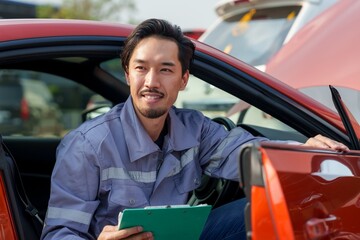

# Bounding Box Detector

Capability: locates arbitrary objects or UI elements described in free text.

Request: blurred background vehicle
[0,71,62,136]
[200,0,338,71]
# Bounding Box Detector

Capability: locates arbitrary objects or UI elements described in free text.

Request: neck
[138,113,167,141]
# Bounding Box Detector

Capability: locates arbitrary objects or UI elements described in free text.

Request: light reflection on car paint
[312,159,354,181]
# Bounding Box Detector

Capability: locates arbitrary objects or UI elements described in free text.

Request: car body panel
[240,142,360,239]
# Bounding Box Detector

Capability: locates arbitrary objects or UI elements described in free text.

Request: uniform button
[194,178,200,186]
[129,199,136,205]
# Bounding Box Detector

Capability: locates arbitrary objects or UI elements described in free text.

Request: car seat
[0,134,43,239]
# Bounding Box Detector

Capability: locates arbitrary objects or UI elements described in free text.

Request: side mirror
[81,105,111,122]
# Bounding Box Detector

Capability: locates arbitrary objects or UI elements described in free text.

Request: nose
[144,69,160,88]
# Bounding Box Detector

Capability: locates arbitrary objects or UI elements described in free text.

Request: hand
[98,225,153,240]
[303,134,349,151]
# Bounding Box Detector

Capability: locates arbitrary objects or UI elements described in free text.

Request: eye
[135,66,145,70]
[161,68,172,72]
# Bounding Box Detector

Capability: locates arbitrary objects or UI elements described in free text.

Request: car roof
[0,18,134,42]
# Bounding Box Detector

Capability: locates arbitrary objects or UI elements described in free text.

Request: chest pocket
[109,182,150,209]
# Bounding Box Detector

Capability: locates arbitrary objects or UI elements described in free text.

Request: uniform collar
[120,97,199,162]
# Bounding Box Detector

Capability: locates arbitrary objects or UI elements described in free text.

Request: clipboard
[118,204,212,240]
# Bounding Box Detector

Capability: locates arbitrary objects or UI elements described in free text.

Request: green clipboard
[118,204,212,240]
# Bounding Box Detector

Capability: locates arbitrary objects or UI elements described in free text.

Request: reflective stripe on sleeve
[172,147,199,176]
[46,207,92,225]
[205,128,245,172]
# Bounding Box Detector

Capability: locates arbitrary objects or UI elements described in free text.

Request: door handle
[305,215,341,239]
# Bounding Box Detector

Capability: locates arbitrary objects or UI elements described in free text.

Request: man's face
[126,36,189,119]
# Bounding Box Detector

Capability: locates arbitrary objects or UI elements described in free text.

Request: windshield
[202,6,301,66]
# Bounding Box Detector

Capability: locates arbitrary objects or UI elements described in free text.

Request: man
[41,19,348,240]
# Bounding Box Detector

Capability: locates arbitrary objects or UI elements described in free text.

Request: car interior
[0,36,336,238]
[0,135,44,239]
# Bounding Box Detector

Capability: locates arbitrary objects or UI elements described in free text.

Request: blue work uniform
[41,97,268,239]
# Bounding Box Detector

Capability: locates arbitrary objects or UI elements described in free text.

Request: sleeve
[198,117,268,181]
[41,130,100,240]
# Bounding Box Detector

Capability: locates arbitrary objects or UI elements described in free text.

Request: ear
[125,71,130,85]
[179,70,189,91]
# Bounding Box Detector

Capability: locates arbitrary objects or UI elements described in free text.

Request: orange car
[0,17,359,239]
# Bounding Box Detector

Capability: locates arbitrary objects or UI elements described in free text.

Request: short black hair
[121,18,195,75]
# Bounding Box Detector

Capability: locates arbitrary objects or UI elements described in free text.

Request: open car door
[239,142,360,240]
[238,86,360,239]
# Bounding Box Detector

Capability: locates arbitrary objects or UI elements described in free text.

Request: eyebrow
[133,59,176,67]
[162,62,176,67]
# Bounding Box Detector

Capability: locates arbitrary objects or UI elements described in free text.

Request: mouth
[140,89,164,102]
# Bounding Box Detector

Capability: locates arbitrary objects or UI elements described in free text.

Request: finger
[325,140,349,151]
[126,231,153,240]
[305,136,330,149]
[116,226,142,239]
[309,134,349,151]
[116,226,153,239]
[97,225,119,240]
[98,225,151,240]
[103,225,118,232]
[314,134,349,151]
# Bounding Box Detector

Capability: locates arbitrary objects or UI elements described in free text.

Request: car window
[175,75,297,132]
[100,58,127,84]
[202,6,301,66]
[301,86,360,124]
[175,75,238,119]
[0,69,97,137]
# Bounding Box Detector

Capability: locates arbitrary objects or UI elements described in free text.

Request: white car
[200,0,337,71]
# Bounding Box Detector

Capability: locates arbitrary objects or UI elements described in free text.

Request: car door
[239,141,360,240]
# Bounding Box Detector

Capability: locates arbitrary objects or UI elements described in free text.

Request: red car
[183,28,205,40]
[266,0,360,126]
[0,18,359,239]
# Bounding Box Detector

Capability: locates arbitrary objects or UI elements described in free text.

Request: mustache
[140,88,164,97]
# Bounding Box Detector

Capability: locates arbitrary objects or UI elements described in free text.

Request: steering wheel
[187,117,245,209]
[237,123,265,138]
